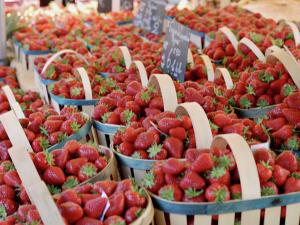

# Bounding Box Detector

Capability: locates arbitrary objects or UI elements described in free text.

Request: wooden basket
[112,100,213,183]
[92,60,149,148]
[150,133,300,225]
[34,49,89,104]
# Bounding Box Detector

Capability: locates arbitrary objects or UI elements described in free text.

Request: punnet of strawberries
[142,147,300,206]
[0,107,88,156]
[0,67,19,89]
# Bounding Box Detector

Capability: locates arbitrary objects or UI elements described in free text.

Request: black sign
[98,0,133,13]
[161,20,191,82]
[134,0,166,35]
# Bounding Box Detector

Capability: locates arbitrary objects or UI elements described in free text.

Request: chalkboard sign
[97,0,133,13]
[134,0,166,35]
[161,20,191,82]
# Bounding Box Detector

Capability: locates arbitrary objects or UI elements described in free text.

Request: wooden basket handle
[131,60,148,87]
[119,46,132,69]
[76,67,93,101]
[215,68,234,90]
[239,37,266,62]
[200,54,215,82]
[211,134,261,225]
[148,74,178,112]
[265,45,281,56]
[175,102,213,149]
[2,85,25,119]
[219,26,238,51]
[285,21,300,46]
[41,49,89,74]
[0,111,32,152]
[266,48,300,89]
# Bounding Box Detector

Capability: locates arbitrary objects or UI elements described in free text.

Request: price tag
[98,0,133,13]
[161,20,191,82]
[134,0,166,35]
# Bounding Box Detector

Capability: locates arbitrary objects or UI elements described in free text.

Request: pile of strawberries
[228,61,297,109]
[32,140,109,194]
[0,67,19,89]
[0,89,43,115]
[0,107,87,157]
[262,91,300,151]
[143,147,300,204]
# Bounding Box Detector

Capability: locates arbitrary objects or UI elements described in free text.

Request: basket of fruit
[112,99,213,182]
[33,49,89,104]
[91,61,150,147]
[143,133,300,225]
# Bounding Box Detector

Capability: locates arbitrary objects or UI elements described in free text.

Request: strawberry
[256,95,273,107]
[263,117,286,131]
[272,125,293,140]
[59,202,83,223]
[66,157,88,175]
[191,152,215,173]
[163,137,184,158]
[0,199,17,215]
[205,182,230,202]
[179,171,205,190]
[124,207,143,224]
[76,217,103,225]
[126,81,142,96]
[223,123,244,135]
[17,204,36,222]
[275,151,298,172]
[208,167,230,186]
[125,190,147,208]
[284,172,300,193]
[93,180,117,197]
[95,157,107,171]
[32,136,50,153]
[104,216,125,225]
[213,113,232,128]
[142,168,165,194]
[162,158,185,175]
[273,165,290,186]
[147,144,167,160]
[60,120,81,135]
[84,196,107,219]
[158,118,182,134]
[282,108,300,126]
[158,184,183,201]
[257,162,273,183]
[261,182,278,196]
[78,143,99,162]
[182,188,205,202]
[118,142,135,156]
[114,179,134,194]
[239,93,255,109]
[106,192,125,217]
[26,209,41,223]
[3,170,21,188]
[43,120,63,134]
[64,140,81,156]
[134,131,159,150]
[43,166,65,185]
[181,115,192,130]
[52,149,69,169]
[0,184,15,200]
[169,127,187,140]
[121,127,137,143]
[284,92,300,109]
[230,184,241,200]
[253,148,275,166]
[285,136,300,151]
[119,110,137,125]
[92,105,109,121]
[78,163,97,182]
[252,124,268,142]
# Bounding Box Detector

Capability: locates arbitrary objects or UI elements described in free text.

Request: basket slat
[218,213,235,225]
[241,210,260,225]
[285,203,300,225]
[194,215,212,225]
[154,209,166,225]
[170,214,187,225]
[264,207,281,225]
[133,169,146,183]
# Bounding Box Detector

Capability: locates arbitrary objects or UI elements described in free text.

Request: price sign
[98,0,133,13]
[134,0,166,35]
[161,20,191,82]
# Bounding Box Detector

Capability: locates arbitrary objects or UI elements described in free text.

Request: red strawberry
[105,192,125,217]
[264,117,286,131]
[276,151,298,172]
[134,131,159,150]
[121,127,137,143]
[118,142,135,156]
[76,217,103,225]
[114,179,134,194]
[26,209,41,223]
[17,204,36,222]
[59,202,83,223]
[208,167,230,186]
[66,157,88,175]
[43,166,66,185]
[147,144,167,160]
[158,184,183,201]
[3,170,21,187]
[158,118,182,134]
[93,180,117,197]
[205,183,230,202]
[78,163,97,182]
[257,162,273,183]
[284,172,300,193]
[253,148,275,166]
[163,137,184,158]
[57,189,82,205]
[32,136,50,153]
[125,190,147,208]
[93,104,109,121]
[104,216,125,225]
[95,157,107,171]
[261,181,278,196]
[43,120,63,133]
[230,184,241,200]
[282,108,300,125]
[78,144,99,162]
[119,110,137,125]
[142,167,165,194]
[182,188,205,202]
[272,125,293,140]
[179,171,205,190]
[169,127,187,140]
[162,158,185,175]
[125,207,143,224]
[284,92,300,109]
[273,165,290,186]
[213,113,232,128]
[60,120,81,135]
[84,196,107,219]
[0,199,17,215]
[0,184,15,200]
[64,140,81,155]
[191,152,214,173]
[223,123,244,135]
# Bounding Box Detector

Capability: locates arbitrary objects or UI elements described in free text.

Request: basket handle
[215,68,234,90]
[175,102,213,149]
[285,21,300,46]
[211,134,261,224]
[265,45,281,56]
[76,67,93,100]
[239,37,266,62]
[131,60,148,87]
[266,48,300,89]
[2,85,25,119]
[200,54,215,82]
[41,49,89,74]
[219,26,238,51]
[148,74,178,112]
[119,46,132,70]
